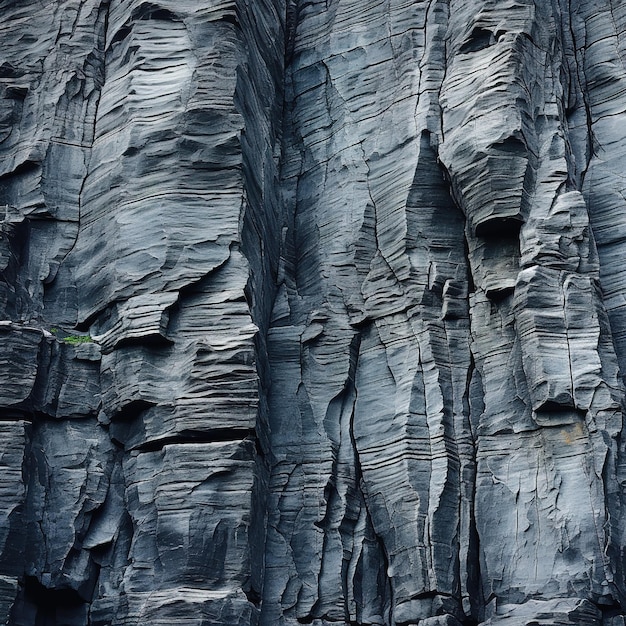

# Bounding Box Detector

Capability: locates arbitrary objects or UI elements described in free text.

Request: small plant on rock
[49,327,92,344]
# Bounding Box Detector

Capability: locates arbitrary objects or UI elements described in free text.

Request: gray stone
[2,1,626,625]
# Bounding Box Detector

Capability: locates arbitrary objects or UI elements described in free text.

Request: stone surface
[2,1,626,626]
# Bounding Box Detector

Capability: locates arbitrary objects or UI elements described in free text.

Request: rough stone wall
[2,1,626,626]
[0,1,283,624]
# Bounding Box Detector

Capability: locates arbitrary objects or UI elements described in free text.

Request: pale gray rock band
[1,1,626,625]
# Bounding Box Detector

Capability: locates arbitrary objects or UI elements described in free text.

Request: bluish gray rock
[2,1,626,625]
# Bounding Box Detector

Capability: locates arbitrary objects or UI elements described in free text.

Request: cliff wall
[1,1,626,625]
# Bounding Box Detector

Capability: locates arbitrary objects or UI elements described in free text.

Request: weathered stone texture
[2,1,626,625]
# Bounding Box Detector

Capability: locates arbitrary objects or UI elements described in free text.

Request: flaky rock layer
[2,1,626,625]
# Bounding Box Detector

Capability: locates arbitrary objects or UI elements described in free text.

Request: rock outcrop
[2,1,626,625]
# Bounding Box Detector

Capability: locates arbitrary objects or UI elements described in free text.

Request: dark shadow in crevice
[490,135,527,156]
[536,400,577,413]
[133,428,256,453]
[459,28,495,54]
[133,3,180,22]
[485,285,515,302]
[221,12,239,28]
[474,216,523,239]
[22,576,86,626]
[0,159,39,183]
[109,399,155,423]
[534,404,585,427]
[114,333,174,350]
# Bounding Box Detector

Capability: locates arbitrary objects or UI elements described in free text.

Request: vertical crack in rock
[3,1,626,625]
[440,0,626,623]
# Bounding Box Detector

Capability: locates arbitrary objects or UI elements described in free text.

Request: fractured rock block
[0,325,41,410]
[121,440,255,593]
[514,267,604,419]
[23,420,113,600]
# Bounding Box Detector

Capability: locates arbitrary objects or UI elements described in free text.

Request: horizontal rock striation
[0,1,283,624]
[1,1,626,625]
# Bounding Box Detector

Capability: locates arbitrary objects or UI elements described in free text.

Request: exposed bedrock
[1,0,626,625]
[0,0,283,623]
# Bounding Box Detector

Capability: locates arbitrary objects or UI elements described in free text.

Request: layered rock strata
[2,1,626,626]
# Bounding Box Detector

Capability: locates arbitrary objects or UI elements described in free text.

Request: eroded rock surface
[2,1,626,625]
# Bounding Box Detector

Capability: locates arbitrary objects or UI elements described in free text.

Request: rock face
[2,1,626,625]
